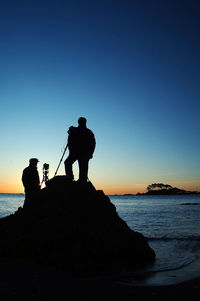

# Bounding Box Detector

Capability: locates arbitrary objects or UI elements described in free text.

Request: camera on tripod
[41,163,49,187]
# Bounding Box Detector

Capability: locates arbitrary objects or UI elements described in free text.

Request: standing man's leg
[78,157,89,182]
[64,153,77,179]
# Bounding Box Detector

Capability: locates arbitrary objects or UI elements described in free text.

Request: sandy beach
[1,257,200,301]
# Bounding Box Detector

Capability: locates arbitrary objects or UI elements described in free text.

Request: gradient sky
[0,0,200,194]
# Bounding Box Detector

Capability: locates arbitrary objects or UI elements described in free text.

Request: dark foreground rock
[0,176,155,274]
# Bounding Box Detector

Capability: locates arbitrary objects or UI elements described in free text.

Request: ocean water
[110,194,200,284]
[0,194,24,217]
[0,193,200,283]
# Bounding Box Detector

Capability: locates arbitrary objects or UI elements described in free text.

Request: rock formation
[0,176,155,274]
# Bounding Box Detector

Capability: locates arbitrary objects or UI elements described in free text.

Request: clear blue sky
[0,0,200,193]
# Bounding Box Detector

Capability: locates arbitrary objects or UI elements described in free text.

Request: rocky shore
[0,176,155,275]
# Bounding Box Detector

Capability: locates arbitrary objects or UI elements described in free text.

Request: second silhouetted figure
[64,117,96,182]
[22,158,41,207]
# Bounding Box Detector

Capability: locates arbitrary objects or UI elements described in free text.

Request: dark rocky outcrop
[0,176,155,274]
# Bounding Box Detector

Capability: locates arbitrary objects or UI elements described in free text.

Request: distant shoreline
[0,193,24,195]
[109,192,200,196]
[1,191,200,197]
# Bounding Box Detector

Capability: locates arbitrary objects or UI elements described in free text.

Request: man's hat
[29,158,39,163]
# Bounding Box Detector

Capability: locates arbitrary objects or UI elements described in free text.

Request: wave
[148,258,195,273]
[116,257,199,280]
[145,236,200,273]
[146,236,200,241]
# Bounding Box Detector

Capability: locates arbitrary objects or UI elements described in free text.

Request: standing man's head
[78,117,87,128]
[29,158,39,168]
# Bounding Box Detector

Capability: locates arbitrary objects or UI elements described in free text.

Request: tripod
[54,144,68,177]
[41,163,49,187]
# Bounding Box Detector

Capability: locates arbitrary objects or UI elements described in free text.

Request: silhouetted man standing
[22,158,41,203]
[64,117,96,182]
